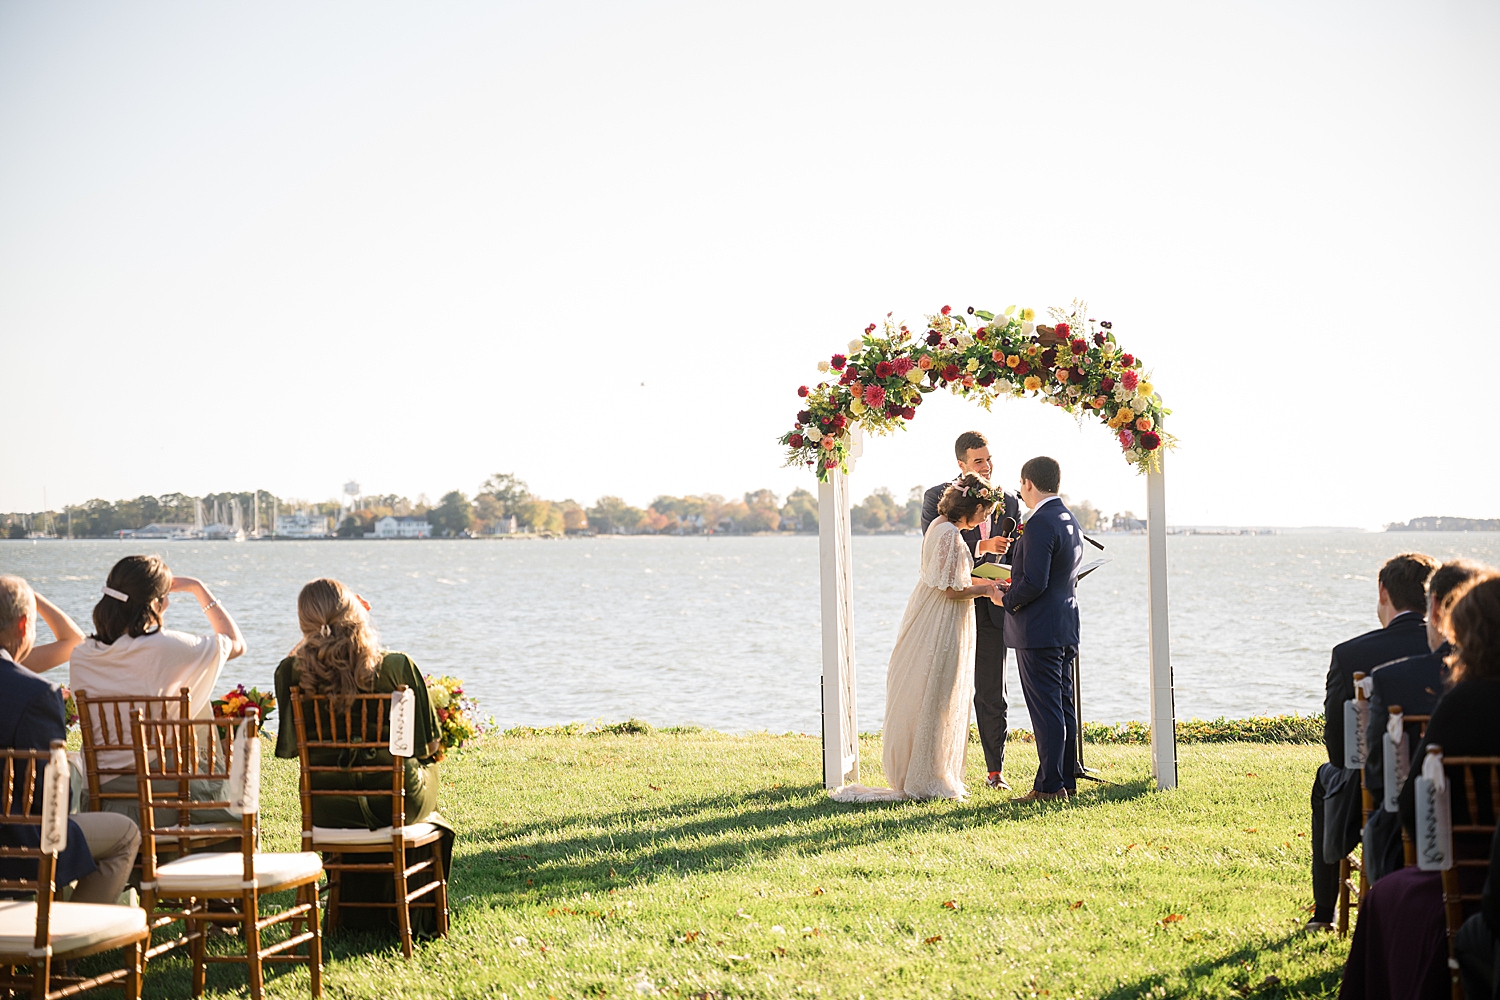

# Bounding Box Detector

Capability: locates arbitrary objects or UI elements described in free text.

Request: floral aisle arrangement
[781,301,1174,480]
[426,675,485,753]
[212,684,276,720]
[62,686,78,730]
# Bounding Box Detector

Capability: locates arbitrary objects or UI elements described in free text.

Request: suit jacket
[1321,611,1429,768]
[1363,643,1449,793]
[920,481,1020,629]
[0,650,96,888]
[1399,677,1500,838]
[1000,498,1084,649]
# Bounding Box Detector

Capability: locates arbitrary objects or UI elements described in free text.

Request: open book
[971,563,1011,581]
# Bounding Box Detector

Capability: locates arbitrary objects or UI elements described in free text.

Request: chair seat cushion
[311,822,439,847]
[0,900,147,956]
[154,851,323,893]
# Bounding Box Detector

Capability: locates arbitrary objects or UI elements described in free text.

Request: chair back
[289,686,411,851]
[129,709,258,889]
[1431,750,1500,1000]
[76,687,192,812]
[0,742,67,956]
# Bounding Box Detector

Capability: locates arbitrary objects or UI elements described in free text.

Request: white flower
[805,427,822,443]
[848,339,863,354]
[995,379,1013,393]
[816,360,829,373]
[430,687,451,708]
[1126,449,1143,463]
[511,935,528,947]
[955,332,973,348]
[1114,385,1133,401]
[771,925,786,934]
[1132,394,1149,410]
[1021,321,1035,337]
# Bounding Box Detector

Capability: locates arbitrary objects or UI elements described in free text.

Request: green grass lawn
[124,732,1348,999]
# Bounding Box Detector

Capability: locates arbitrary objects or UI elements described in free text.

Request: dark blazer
[0,651,95,888]
[920,481,1020,629]
[1363,643,1449,794]
[1000,498,1084,649]
[1398,677,1500,838]
[1321,611,1430,767]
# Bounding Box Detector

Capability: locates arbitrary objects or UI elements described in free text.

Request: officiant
[920,431,1021,791]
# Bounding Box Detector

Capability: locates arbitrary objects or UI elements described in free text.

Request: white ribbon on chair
[39,744,69,854]
[1415,749,1452,871]
[389,688,416,758]
[1382,711,1409,813]
[226,718,261,817]
[1344,698,1368,769]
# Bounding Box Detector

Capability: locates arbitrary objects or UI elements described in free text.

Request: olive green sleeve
[273,657,300,759]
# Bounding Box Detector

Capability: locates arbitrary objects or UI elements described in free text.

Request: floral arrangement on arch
[426,675,485,753]
[780,301,1173,481]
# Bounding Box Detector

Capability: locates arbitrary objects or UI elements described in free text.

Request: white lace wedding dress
[831,520,975,802]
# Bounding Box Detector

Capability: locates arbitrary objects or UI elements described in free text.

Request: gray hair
[0,576,35,634]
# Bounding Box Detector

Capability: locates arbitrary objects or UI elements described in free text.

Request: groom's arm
[1001,521,1055,612]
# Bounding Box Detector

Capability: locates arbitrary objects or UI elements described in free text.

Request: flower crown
[953,479,1000,503]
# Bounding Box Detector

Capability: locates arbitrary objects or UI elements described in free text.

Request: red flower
[839,368,856,385]
[1122,353,1135,367]
[901,406,916,420]
[885,405,900,418]
[1099,376,1115,392]
[863,384,886,408]
[789,434,804,448]
[941,364,960,381]
[941,305,952,316]
[1014,360,1030,376]
[1055,322,1070,336]
[830,354,847,370]
[865,323,877,334]
[1070,338,1088,355]
[1122,370,1139,391]
[875,361,894,379]
[1140,430,1162,450]
[797,409,811,423]
[977,374,995,387]
[831,413,847,428]
[824,458,838,469]
[926,331,942,346]
[1041,348,1057,367]
[797,385,809,397]
[892,357,914,375]
[1094,333,1106,347]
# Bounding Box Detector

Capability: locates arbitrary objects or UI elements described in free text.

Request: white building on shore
[369,515,431,539]
[275,512,330,538]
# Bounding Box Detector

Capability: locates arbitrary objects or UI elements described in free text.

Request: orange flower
[1135,415,1154,432]
[917,355,934,371]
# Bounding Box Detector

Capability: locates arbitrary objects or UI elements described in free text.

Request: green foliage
[428,490,474,536]
[480,472,533,516]
[587,496,646,534]
[780,487,819,531]
[1001,715,1325,746]
[111,732,1342,999]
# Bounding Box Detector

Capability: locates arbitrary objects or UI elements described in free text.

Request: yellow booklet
[971,563,1011,581]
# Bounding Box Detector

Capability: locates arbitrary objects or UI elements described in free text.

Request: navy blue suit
[921,481,1022,775]
[1001,498,1084,793]
[0,650,96,889]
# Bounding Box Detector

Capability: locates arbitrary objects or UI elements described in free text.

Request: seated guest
[273,578,453,933]
[1454,823,1500,1000]
[9,586,85,674]
[68,554,246,823]
[1362,559,1486,882]
[0,576,140,904]
[1343,572,1500,1000]
[1310,552,1437,931]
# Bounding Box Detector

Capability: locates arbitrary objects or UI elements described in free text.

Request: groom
[920,431,1021,790]
[999,456,1085,802]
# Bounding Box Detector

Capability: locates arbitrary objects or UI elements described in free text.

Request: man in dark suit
[920,431,1021,790]
[0,576,139,904]
[997,456,1084,802]
[1360,559,1485,883]
[1305,552,1437,931]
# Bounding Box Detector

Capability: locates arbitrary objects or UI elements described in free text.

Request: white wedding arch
[782,303,1179,792]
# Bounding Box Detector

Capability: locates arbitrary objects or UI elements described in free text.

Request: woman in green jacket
[274,577,454,934]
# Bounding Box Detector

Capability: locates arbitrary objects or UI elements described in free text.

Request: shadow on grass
[1099,929,1343,1000]
[449,774,1156,908]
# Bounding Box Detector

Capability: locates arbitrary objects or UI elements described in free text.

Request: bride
[832,473,1003,802]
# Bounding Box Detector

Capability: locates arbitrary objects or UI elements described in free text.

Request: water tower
[343,481,361,513]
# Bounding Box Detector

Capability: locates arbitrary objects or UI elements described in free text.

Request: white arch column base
[1147,463,1178,790]
[820,432,862,789]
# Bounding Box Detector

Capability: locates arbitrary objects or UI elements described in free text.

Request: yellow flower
[1135,415,1154,432]
[850,398,866,414]
[1021,308,1035,321]
[1006,355,1020,368]
[1138,380,1154,397]
[965,358,980,373]
[905,368,925,384]
[1023,375,1042,392]
[1117,406,1135,423]
[1026,345,1039,357]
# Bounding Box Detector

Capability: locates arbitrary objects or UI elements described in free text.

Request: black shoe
[985,773,1011,791]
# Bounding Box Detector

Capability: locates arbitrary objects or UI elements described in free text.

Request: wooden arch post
[819,435,1178,792]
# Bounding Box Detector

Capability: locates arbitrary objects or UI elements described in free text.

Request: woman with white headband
[68,554,246,821]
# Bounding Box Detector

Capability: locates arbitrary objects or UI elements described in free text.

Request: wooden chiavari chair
[132,708,323,999]
[0,741,148,999]
[290,685,449,958]
[1421,747,1500,1000]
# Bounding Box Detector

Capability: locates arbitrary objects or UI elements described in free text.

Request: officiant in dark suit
[996,456,1084,802]
[920,431,1021,790]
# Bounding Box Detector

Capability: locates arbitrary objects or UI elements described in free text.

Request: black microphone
[999,516,1017,537]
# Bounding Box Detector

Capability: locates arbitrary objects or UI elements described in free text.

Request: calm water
[4,534,1499,734]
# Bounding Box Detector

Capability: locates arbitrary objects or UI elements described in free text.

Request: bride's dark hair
[938,473,997,525]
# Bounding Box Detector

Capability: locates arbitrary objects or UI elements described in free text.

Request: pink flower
[863,384,886,409]
[1118,429,1135,449]
[1122,370,1139,392]
[824,458,838,469]
[892,357,914,376]
[821,436,836,451]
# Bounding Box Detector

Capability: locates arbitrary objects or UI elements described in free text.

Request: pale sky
[2,1,1496,527]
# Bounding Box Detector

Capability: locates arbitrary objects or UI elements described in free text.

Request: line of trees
[3,474,1109,540]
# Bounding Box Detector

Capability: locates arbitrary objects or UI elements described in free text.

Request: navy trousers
[1014,645,1078,793]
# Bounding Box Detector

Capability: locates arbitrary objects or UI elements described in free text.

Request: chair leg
[191,901,207,998]
[326,856,341,935]
[244,887,264,1000]
[307,882,323,999]
[31,952,49,1000]
[1337,857,1351,937]
[394,842,413,959]
[126,935,144,1000]
[433,842,450,938]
